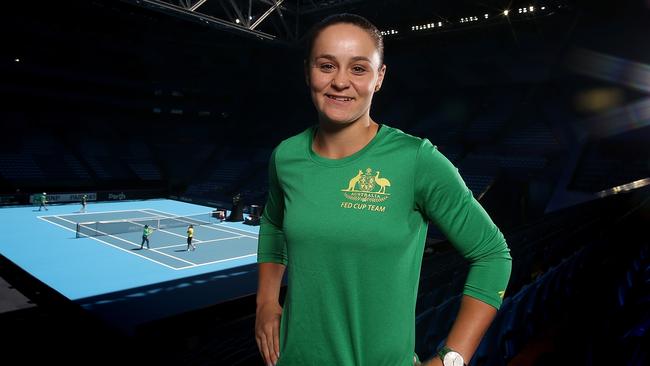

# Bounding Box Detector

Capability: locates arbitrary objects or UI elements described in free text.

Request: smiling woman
[255,13,512,366]
[305,18,386,159]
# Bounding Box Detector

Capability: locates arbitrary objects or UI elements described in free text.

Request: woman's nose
[331,71,349,89]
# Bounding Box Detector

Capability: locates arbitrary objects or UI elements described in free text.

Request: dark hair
[303,13,384,68]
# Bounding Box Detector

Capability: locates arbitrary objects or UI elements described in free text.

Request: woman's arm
[414,139,512,365]
[421,296,496,366]
[256,146,288,366]
[256,262,286,306]
[256,262,286,366]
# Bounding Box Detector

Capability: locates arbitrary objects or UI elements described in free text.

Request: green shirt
[258,124,511,365]
[143,227,153,237]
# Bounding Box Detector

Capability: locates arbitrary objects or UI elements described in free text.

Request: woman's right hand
[255,301,283,366]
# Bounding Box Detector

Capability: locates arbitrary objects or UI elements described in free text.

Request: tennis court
[41,207,257,270]
[0,198,262,331]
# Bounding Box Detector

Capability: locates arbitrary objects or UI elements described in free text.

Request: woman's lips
[326,94,354,104]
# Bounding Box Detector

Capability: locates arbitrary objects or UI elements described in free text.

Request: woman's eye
[352,66,366,73]
[320,64,335,71]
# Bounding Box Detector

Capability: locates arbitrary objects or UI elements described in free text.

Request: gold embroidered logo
[341,168,391,203]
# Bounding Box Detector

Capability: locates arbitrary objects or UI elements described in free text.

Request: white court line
[37,208,154,219]
[154,235,248,250]
[37,216,182,270]
[143,209,259,239]
[210,221,260,235]
[53,216,196,267]
[175,253,258,270]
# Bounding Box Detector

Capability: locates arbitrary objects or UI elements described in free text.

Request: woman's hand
[255,301,283,366]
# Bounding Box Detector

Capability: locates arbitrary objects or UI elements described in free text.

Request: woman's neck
[313,118,379,159]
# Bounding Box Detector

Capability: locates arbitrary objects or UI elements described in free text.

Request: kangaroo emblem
[344,170,363,191]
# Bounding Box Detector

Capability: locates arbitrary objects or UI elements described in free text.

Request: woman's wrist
[421,357,443,366]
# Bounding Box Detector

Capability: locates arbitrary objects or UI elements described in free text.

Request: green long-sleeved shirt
[258,124,511,366]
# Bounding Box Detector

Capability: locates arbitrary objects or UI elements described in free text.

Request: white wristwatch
[437,346,466,366]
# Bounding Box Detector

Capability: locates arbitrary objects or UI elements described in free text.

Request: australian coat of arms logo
[341,168,391,203]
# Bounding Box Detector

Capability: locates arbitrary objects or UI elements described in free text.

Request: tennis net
[76,213,216,238]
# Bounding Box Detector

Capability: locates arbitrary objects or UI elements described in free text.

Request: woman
[187,224,196,251]
[255,14,511,366]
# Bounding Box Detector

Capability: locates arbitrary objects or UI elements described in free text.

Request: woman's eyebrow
[315,54,372,63]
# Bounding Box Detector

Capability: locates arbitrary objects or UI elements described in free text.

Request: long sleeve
[414,138,512,309]
[257,146,288,266]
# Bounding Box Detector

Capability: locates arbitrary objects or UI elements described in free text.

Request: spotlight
[504,10,509,16]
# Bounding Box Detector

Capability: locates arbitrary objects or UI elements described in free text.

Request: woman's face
[307,23,386,126]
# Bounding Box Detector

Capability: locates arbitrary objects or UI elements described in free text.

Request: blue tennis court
[0,198,262,331]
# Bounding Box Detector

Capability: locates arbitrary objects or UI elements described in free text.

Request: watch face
[443,351,464,366]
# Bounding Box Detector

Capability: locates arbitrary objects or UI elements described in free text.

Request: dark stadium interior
[1,0,648,365]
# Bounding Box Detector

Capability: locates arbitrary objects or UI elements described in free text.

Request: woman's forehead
[312,24,379,61]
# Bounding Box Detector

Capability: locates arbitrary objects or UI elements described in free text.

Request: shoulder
[271,125,314,161]
[381,124,432,154]
[380,125,454,172]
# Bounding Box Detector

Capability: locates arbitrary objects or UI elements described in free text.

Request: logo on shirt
[341,167,391,203]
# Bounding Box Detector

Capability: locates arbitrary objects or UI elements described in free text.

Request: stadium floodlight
[530,6,534,11]
[484,13,489,19]
[438,22,442,26]
[504,10,509,15]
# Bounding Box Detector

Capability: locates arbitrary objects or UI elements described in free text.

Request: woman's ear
[374,63,387,92]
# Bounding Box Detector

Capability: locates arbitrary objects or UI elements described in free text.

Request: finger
[259,332,272,366]
[265,325,278,365]
[273,320,280,360]
[255,336,264,361]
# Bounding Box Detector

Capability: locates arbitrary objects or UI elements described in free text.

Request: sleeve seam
[413,138,426,213]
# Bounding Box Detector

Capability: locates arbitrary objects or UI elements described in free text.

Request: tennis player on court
[255,14,511,366]
[186,224,196,251]
[38,192,48,211]
[141,224,154,249]
[80,194,87,213]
